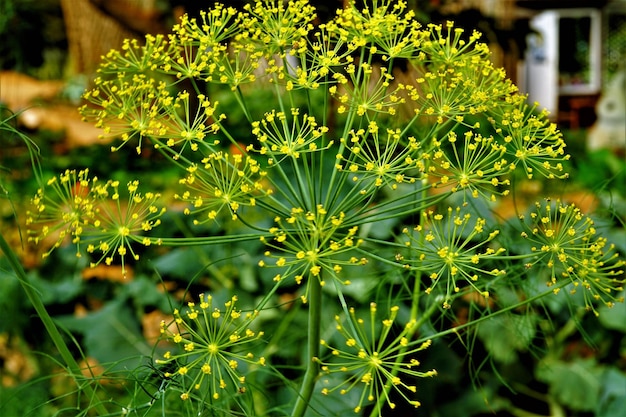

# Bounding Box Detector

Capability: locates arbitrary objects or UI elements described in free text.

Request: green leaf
[150,247,205,280]
[476,313,537,364]
[597,368,626,417]
[125,275,172,312]
[55,298,148,371]
[598,291,626,332]
[26,271,84,305]
[536,358,601,411]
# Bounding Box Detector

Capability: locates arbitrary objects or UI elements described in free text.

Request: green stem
[410,184,429,322]
[291,277,322,417]
[143,232,269,246]
[369,182,430,417]
[0,233,109,415]
[234,85,254,123]
[344,187,447,228]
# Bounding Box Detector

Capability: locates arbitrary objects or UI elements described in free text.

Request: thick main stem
[291,277,322,417]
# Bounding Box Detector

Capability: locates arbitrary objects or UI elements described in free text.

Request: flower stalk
[292,275,322,417]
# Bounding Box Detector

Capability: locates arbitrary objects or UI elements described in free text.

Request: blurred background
[1,0,624,150]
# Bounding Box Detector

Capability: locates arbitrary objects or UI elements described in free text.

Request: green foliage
[537,358,601,412]
[476,313,537,364]
[598,292,626,331]
[56,297,149,370]
[576,149,626,198]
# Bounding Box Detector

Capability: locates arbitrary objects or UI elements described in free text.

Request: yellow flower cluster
[157,294,265,401]
[243,0,316,57]
[175,151,268,222]
[171,6,263,88]
[333,0,422,59]
[521,200,625,313]
[401,207,505,308]
[496,101,569,180]
[337,122,420,192]
[81,74,169,153]
[409,21,517,123]
[27,169,165,277]
[172,4,241,50]
[259,204,366,289]
[317,303,436,414]
[249,108,332,161]
[330,64,405,116]
[429,130,513,202]
[27,169,96,252]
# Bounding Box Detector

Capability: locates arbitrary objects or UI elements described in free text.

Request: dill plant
[16,0,625,415]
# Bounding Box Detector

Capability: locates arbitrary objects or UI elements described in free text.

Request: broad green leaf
[56,298,148,371]
[476,313,537,364]
[433,382,509,417]
[125,275,172,312]
[598,291,626,332]
[536,358,601,411]
[597,368,626,417]
[150,247,206,280]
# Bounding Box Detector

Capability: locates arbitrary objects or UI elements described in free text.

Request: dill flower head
[27,170,166,277]
[401,207,505,309]
[85,179,166,277]
[334,0,422,59]
[175,151,268,223]
[243,0,317,57]
[250,108,332,162]
[26,169,98,257]
[329,62,406,116]
[151,90,224,159]
[171,4,241,51]
[429,131,513,202]
[168,5,263,90]
[157,294,265,401]
[259,204,366,290]
[520,200,625,313]
[81,73,171,154]
[410,20,517,123]
[96,34,170,75]
[337,123,420,192]
[317,303,436,414]
[494,99,569,180]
